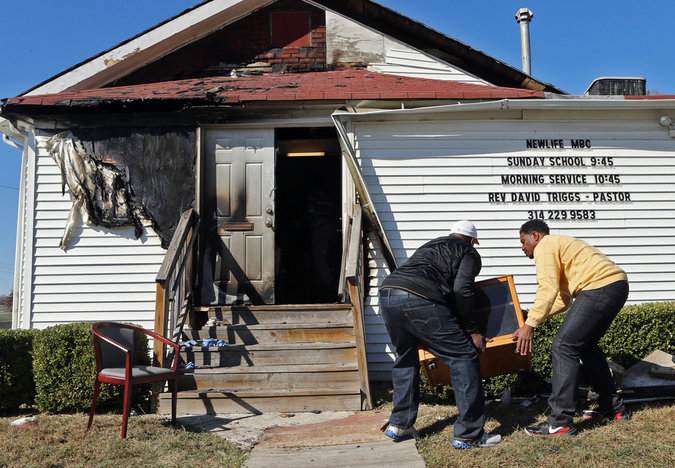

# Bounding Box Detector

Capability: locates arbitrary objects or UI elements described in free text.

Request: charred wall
[74,127,196,247]
[112,0,327,85]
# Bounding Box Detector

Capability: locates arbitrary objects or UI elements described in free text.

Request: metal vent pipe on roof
[515,8,534,76]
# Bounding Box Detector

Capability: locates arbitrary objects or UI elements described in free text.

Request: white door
[204,128,275,304]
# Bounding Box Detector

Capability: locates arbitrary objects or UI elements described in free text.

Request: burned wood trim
[332,112,397,272]
[344,204,373,410]
[345,204,363,282]
[157,208,197,282]
[153,282,168,367]
[337,214,351,302]
[155,208,199,366]
[1,100,236,116]
[348,281,373,410]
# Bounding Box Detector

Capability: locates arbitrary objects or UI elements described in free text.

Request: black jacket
[380,234,483,333]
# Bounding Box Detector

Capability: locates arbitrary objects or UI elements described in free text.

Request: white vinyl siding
[325,11,487,85]
[351,116,675,380]
[369,38,488,85]
[29,135,164,330]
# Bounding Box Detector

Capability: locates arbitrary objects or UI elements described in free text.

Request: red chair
[87,322,180,438]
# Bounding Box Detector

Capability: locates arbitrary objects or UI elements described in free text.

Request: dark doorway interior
[275,127,342,304]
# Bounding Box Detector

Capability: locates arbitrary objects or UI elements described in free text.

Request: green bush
[0,329,38,411]
[600,301,675,368]
[482,373,519,399]
[33,323,151,414]
[425,302,675,400]
[531,301,675,383]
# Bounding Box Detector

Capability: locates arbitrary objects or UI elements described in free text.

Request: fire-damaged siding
[351,114,675,380]
[29,135,164,330]
[325,11,487,84]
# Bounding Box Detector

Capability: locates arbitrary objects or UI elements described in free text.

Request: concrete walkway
[245,411,425,468]
[177,411,354,450]
[178,410,425,467]
[245,440,423,468]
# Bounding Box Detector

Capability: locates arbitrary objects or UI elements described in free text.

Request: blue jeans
[548,280,629,426]
[379,288,485,441]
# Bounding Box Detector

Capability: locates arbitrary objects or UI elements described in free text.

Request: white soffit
[26,0,275,96]
[333,98,675,123]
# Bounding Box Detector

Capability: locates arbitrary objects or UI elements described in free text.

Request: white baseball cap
[451,220,479,244]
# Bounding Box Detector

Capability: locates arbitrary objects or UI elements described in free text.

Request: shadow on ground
[176,414,258,433]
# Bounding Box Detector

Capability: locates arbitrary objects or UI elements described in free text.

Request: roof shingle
[4,70,544,110]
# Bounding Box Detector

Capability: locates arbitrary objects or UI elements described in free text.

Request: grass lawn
[413,400,675,468]
[2,402,673,468]
[0,413,246,468]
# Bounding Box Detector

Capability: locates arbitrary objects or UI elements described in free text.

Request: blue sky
[1,0,674,294]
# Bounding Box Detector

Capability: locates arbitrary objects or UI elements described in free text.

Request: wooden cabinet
[419,275,531,385]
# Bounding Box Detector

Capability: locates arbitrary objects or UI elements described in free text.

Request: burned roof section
[20,0,562,97]
[2,70,545,115]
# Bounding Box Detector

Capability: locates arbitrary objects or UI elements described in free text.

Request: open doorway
[275,127,342,304]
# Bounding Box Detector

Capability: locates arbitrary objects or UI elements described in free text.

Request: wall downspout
[331,112,398,272]
[0,117,29,329]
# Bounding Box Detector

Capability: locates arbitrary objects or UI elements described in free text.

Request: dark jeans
[548,280,629,426]
[379,288,485,441]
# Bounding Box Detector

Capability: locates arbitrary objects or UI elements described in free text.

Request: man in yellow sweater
[512,219,629,436]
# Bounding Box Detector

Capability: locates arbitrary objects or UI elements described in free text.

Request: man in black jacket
[380,220,501,449]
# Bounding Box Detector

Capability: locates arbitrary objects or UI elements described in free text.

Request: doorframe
[195,126,202,218]
[197,119,354,303]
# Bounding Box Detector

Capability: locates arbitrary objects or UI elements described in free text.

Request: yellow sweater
[526,235,627,327]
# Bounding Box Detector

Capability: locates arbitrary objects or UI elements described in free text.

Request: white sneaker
[383,424,417,441]
[478,432,502,448]
[452,432,502,449]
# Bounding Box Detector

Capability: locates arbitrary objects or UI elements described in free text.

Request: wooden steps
[176,364,360,393]
[197,304,354,324]
[158,304,364,415]
[183,322,356,345]
[159,389,361,414]
[181,342,357,367]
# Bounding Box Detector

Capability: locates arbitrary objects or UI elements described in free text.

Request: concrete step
[176,363,360,393]
[181,342,357,367]
[183,322,356,345]
[159,389,362,414]
[245,440,424,468]
[195,304,354,325]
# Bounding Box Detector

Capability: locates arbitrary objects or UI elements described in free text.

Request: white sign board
[349,114,675,377]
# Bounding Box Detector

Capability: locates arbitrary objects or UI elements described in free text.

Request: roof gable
[26,0,276,95]
[110,0,330,86]
[108,0,488,88]
[24,0,562,97]
[311,0,560,92]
